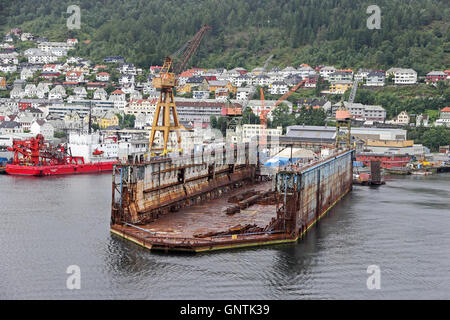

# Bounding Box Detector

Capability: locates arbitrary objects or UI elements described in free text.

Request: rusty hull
[110,147,354,252]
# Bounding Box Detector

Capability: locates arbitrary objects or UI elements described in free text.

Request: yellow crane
[149,26,211,156]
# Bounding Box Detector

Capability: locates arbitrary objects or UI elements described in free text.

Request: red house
[426,71,447,83]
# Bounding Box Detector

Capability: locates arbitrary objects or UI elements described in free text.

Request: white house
[30,120,54,138]
[269,81,289,95]
[96,72,110,82]
[366,71,385,87]
[387,110,410,125]
[319,66,336,80]
[20,68,35,80]
[93,88,108,100]
[386,68,417,85]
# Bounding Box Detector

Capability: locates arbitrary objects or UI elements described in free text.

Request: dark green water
[0,172,449,299]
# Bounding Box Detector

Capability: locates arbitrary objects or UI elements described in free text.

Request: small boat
[92,148,104,156]
[411,170,432,176]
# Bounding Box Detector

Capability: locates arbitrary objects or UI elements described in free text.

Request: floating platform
[5,161,117,176]
[110,145,354,252]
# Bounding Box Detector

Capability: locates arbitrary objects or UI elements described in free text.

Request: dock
[110,144,354,252]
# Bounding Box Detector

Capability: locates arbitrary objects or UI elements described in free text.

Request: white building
[30,120,54,138]
[386,68,417,85]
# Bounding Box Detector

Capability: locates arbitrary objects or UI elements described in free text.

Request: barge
[5,134,117,176]
[110,144,354,252]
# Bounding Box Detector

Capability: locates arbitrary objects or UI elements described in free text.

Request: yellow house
[330,82,352,94]
[208,80,237,94]
[176,84,192,95]
[99,112,119,129]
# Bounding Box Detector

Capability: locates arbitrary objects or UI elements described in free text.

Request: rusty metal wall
[275,150,354,237]
[112,144,256,224]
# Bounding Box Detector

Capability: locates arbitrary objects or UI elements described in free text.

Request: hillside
[2,0,449,73]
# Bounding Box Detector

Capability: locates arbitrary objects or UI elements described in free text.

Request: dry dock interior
[111,145,354,252]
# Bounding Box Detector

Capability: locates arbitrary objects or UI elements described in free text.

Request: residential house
[0,53,18,64]
[0,121,23,134]
[119,74,135,86]
[319,66,336,80]
[36,83,51,98]
[23,84,37,98]
[119,63,137,75]
[304,76,318,88]
[66,39,78,45]
[215,88,229,101]
[25,48,58,64]
[328,71,353,83]
[73,87,87,99]
[130,90,142,100]
[253,74,272,87]
[386,68,417,85]
[20,68,35,80]
[10,86,24,99]
[426,71,447,84]
[329,81,352,94]
[281,66,298,76]
[269,81,288,95]
[297,65,316,79]
[125,99,157,116]
[355,68,372,81]
[30,120,54,138]
[366,71,385,87]
[48,85,66,100]
[65,71,84,83]
[43,64,63,73]
[284,74,303,86]
[415,114,429,127]
[297,99,331,112]
[236,87,256,101]
[96,72,110,82]
[38,42,75,52]
[0,77,6,90]
[332,102,386,122]
[39,71,60,80]
[16,112,34,131]
[86,82,107,91]
[435,107,450,127]
[192,91,210,100]
[109,89,127,110]
[99,111,119,129]
[387,110,410,125]
[445,70,450,80]
[93,88,108,100]
[0,64,17,73]
[149,66,161,75]
[208,80,236,94]
[234,74,252,87]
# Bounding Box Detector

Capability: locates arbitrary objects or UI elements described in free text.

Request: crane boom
[173,25,211,75]
[260,79,307,128]
[348,78,360,104]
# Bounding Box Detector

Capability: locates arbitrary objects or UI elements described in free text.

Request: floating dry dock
[111,145,354,252]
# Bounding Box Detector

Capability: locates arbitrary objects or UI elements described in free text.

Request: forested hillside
[2,0,449,72]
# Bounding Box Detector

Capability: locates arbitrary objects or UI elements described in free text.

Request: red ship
[5,134,117,176]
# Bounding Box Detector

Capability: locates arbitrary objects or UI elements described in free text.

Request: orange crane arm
[260,79,307,127]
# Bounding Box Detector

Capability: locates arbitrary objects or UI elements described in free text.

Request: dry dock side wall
[112,144,257,225]
[275,150,354,238]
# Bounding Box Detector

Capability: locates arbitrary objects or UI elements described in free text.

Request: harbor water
[0,169,449,299]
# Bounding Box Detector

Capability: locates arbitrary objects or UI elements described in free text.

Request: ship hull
[5,161,117,176]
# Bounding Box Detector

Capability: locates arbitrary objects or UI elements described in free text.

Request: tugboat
[5,134,117,176]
